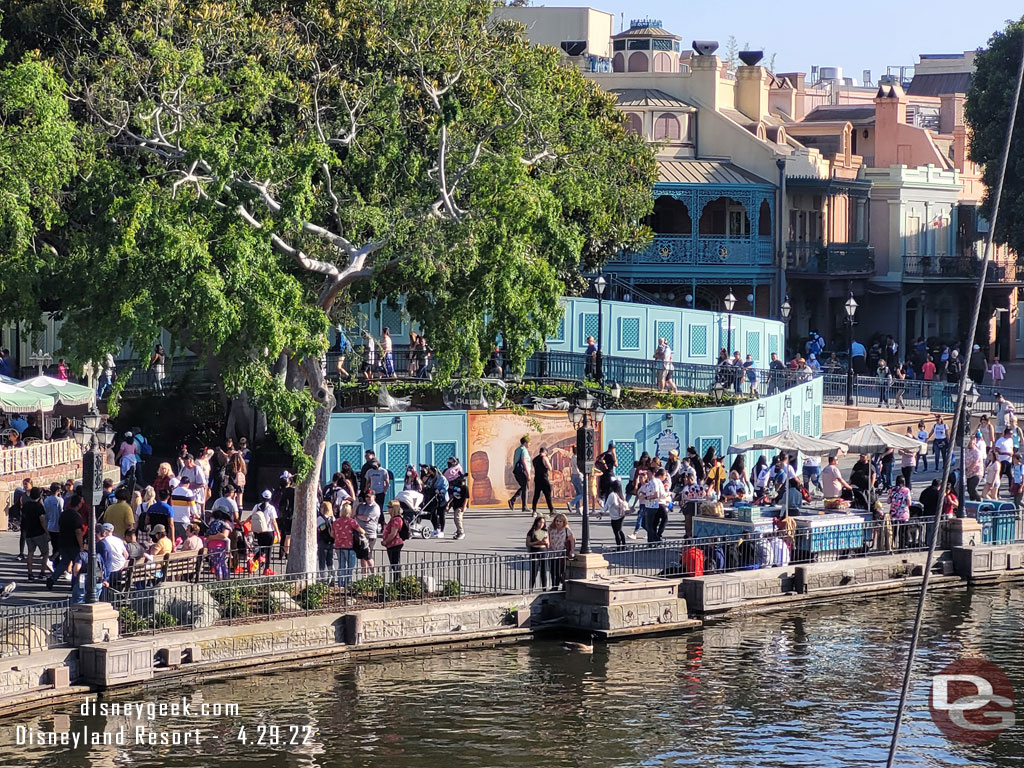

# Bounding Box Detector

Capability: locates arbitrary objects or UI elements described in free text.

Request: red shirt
[332,517,360,548]
[922,361,936,381]
[382,516,405,548]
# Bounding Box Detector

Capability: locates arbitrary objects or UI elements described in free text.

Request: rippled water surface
[2,586,1023,767]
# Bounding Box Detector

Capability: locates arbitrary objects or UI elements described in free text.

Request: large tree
[0,0,655,573]
[965,16,1024,257]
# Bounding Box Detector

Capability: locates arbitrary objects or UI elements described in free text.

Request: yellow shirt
[104,502,135,539]
[152,537,172,557]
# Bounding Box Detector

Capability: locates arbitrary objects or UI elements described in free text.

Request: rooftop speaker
[692,40,719,56]
[738,50,764,66]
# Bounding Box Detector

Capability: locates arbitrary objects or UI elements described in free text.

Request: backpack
[250,503,273,534]
[137,436,153,457]
[399,519,410,540]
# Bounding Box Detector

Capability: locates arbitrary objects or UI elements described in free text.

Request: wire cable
[885,38,1024,767]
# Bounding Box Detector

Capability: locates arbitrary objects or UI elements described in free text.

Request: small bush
[118,606,150,633]
[219,596,249,618]
[384,576,423,602]
[350,575,385,596]
[152,611,179,629]
[441,580,461,597]
[298,582,332,610]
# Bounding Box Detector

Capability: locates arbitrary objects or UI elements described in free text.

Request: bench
[117,548,206,592]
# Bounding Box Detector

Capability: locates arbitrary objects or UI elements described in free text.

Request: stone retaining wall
[0,646,78,699]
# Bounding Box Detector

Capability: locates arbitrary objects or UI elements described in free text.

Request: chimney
[736,65,771,122]
[874,83,907,167]
[689,54,723,110]
[939,93,965,135]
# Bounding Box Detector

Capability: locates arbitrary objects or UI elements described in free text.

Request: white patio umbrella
[15,375,95,407]
[0,382,56,413]
[727,430,847,519]
[821,422,925,454]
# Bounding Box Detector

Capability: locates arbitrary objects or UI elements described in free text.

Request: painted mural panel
[466,410,601,509]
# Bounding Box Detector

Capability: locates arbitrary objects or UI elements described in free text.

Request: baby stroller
[395,489,442,539]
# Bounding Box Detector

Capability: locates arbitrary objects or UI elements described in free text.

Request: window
[758,200,772,236]
[627,39,651,50]
[650,196,692,234]
[625,112,643,136]
[907,215,920,256]
[653,113,680,141]
[627,52,649,72]
[613,39,626,51]
[653,52,673,73]
[612,52,625,73]
[699,197,749,236]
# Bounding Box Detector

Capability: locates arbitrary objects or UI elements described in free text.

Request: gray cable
[885,38,1024,767]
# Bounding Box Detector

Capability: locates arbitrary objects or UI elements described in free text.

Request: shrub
[441,580,461,597]
[118,606,150,633]
[384,576,423,602]
[297,582,332,610]
[350,575,385,597]
[152,611,179,629]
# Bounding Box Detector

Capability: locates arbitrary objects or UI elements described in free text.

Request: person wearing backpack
[316,500,335,573]
[381,501,407,578]
[249,490,280,575]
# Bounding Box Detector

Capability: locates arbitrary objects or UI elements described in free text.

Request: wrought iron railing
[610,234,774,267]
[786,242,874,275]
[0,599,72,657]
[822,372,1024,416]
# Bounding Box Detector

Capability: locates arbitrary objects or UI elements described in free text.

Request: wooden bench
[117,548,206,592]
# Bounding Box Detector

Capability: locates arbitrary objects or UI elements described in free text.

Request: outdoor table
[789,513,868,560]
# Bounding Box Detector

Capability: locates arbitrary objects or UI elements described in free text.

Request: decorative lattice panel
[655,320,676,351]
[550,311,566,342]
[814,409,821,436]
[615,441,637,476]
[619,317,641,350]
[431,441,458,467]
[768,335,780,357]
[385,443,411,482]
[336,443,364,473]
[581,314,600,346]
[746,331,761,363]
[792,415,801,433]
[689,325,708,357]
[803,410,812,435]
[698,436,724,459]
[380,305,404,335]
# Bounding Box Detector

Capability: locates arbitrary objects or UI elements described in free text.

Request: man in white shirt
[178,454,209,507]
[820,455,851,500]
[250,490,280,574]
[98,523,129,589]
[211,484,239,520]
[994,393,1015,432]
[365,461,390,508]
[170,478,197,540]
[995,428,1015,483]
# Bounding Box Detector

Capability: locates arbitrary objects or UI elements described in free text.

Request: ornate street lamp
[567,389,606,554]
[711,381,726,404]
[780,296,792,320]
[594,274,607,384]
[72,411,115,604]
[723,289,736,353]
[844,293,859,406]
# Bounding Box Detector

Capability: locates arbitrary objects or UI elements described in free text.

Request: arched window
[625,112,643,136]
[648,195,692,234]
[653,113,681,141]
[699,197,749,236]
[653,52,673,72]
[758,200,772,236]
[612,52,624,73]
[628,52,649,72]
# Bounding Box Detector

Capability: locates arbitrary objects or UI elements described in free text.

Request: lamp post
[594,274,607,384]
[958,382,980,518]
[780,296,792,366]
[568,390,606,554]
[844,293,859,406]
[72,411,114,604]
[724,289,736,355]
[711,381,726,405]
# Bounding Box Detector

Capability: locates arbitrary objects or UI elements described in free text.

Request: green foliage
[152,611,179,629]
[441,579,461,597]
[297,581,332,610]
[384,576,424,601]
[350,575,385,597]
[965,17,1024,257]
[118,606,150,633]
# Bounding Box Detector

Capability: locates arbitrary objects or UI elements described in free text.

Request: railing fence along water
[109,550,567,638]
[0,599,72,658]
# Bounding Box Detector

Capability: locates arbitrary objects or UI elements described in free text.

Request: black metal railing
[822,372,1024,416]
[902,255,1016,281]
[0,599,71,657]
[786,242,875,276]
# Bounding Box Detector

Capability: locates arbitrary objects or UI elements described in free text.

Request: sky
[541,0,1022,85]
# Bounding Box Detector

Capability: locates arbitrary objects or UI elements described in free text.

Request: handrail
[0,438,81,477]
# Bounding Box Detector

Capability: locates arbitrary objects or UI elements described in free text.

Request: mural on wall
[466,411,602,508]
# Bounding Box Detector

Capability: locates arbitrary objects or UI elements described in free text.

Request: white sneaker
[60,571,72,582]
[628,533,638,540]
[453,533,465,540]
[45,560,54,572]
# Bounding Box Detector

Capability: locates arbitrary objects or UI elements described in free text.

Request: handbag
[352,531,371,560]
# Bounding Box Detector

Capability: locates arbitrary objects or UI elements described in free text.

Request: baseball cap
[168,477,180,489]
[262,490,273,500]
[125,431,133,438]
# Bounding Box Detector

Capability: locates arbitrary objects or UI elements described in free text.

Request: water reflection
[1,587,1022,767]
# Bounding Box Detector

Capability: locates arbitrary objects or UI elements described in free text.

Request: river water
[1,586,1023,768]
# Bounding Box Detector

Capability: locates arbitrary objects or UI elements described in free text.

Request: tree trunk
[286,355,335,575]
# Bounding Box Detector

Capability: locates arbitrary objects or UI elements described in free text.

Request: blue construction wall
[350,297,786,368]
[323,378,821,486]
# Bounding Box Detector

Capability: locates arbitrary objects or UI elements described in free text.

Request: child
[180,523,204,552]
[1012,453,1024,510]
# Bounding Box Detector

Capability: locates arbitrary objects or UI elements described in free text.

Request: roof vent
[692,40,719,56]
[738,50,763,66]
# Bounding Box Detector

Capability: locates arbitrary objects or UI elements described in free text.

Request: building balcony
[609,234,775,278]
[903,255,1018,282]
[786,242,875,277]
